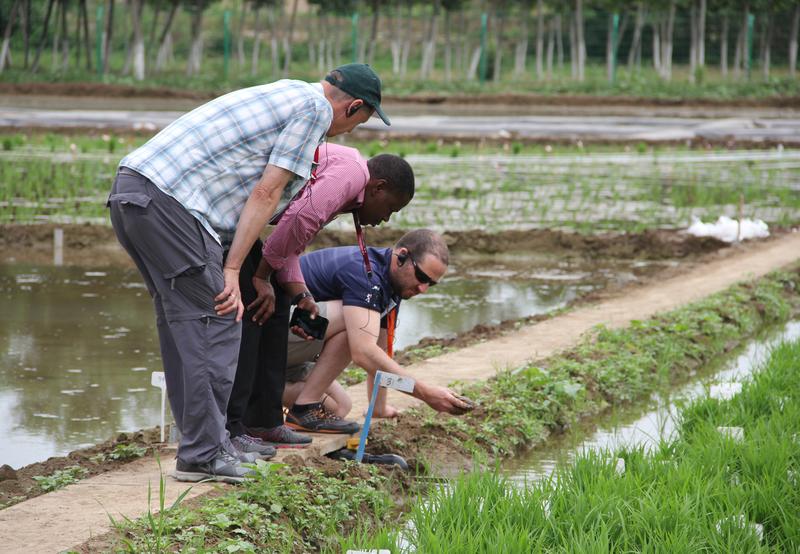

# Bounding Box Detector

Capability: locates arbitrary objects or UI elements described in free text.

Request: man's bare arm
[215,164,294,321]
[342,304,466,413]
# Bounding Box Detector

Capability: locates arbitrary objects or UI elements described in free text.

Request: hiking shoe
[174,448,254,484]
[231,434,277,460]
[286,403,361,435]
[246,424,313,449]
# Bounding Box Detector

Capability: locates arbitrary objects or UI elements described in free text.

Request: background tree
[790,0,799,77]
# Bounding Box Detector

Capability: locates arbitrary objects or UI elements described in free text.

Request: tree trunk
[493,11,505,82]
[74,0,82,67]
[79,0,90,69]
[23,0,31,68]
[420,0,440,79]
[689,2,697,79]
[389,1,401,74]
[697,0,706,69]
[761,11,773,80]
[236,1,247,67]
[282,0,299,77]
[31,0,55,72]
[790,4,799,78]
[59,0,69,71]
[0,0,20,72]
[535,0,544,79]
[546,16,554,78]
[513,9,528,78]
[269,6,280,79]
[186,4,205,76]
[555,14,563,71]
[652,12,661,73]
[50,0,62,71]
[444,9,452,81]
[102,0,114,74]
[131,0,145,80]
[155,2,177,71]
[366,0,380,65]
[627,2,644,72]
[576,0,586,81]
[400,0,412,77]
[467,45,481,80]
[720,12,728,78]
[251,3,261,75]
[661,1,675,80]
[569,10,577,78]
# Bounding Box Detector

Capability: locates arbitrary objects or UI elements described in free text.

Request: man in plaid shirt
[107,64,389,483]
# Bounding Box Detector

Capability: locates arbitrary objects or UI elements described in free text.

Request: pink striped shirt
[262,142,369,286]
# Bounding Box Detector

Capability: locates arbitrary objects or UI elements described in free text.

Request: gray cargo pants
[108,168,241,464]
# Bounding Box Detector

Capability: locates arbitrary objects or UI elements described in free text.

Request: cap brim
[373,104,391,126]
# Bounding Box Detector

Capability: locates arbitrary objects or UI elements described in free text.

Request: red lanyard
[386,307,397,358]
[352,211,373,279]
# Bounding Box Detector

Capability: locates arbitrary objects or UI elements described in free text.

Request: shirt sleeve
[268,103,331,179]
[266,157,368,284]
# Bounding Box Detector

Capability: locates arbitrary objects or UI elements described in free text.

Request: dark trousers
[225,240,291,436]
[108,169,240,464]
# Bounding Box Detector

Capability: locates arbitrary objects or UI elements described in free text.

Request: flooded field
[0,255,642,468]
[1,147,798,233]
[505,320,800,485]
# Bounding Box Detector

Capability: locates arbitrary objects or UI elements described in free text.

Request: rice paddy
[1,133,798,233]
[340,334,800,553]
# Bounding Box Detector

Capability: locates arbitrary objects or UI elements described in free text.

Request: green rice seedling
[352,337,800,552]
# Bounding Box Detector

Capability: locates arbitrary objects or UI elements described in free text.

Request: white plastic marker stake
[355,370,416,463]
[150,371,167,442]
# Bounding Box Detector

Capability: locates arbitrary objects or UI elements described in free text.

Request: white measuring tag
[377,371,415,393]
[151,371,166,389]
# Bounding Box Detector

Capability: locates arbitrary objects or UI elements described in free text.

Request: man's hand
[289,295,320,341]
[248,276,275,324]
[420,384,470,414]
[215,267,244,321]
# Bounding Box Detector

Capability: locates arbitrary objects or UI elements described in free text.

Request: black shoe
[231,434,277,460]
[286,403,361,434]
[174,449,254,484]
[246,424,313,448]
[328,447,409,470]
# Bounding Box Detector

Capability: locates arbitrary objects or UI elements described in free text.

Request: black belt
[118,166,143,177]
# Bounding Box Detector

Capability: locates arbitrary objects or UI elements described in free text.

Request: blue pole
[355,371,382,462]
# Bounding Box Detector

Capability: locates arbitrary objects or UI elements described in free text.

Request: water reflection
[0,259,611,468]
[506,321,800,486]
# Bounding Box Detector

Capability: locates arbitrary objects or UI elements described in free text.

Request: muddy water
[504,320,800,486]
[0,257,627,468]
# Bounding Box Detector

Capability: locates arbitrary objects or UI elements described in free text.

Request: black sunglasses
[409,254,437,287]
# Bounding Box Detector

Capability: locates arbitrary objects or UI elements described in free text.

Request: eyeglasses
[409,254,437,287]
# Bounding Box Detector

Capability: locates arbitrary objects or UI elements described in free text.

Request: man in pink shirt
[225,143,414,450]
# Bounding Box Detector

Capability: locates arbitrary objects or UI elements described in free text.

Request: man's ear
[346,99,365,117]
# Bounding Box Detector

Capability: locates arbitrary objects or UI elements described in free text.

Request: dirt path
[1,231,799,553]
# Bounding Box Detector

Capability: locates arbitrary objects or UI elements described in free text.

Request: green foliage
[351,336,800,552]
[32,465,88,492]
[116,461,395,553]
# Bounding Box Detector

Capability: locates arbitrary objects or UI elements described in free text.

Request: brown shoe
[286,403,361,435]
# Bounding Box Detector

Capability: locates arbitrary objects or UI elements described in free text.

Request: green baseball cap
[325,63,390,126]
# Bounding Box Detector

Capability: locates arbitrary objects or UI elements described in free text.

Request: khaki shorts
[285,302,327,382]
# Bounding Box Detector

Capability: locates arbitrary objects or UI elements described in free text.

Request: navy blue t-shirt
[300,246,400,320]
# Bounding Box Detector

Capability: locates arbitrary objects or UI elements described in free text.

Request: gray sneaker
[231,434,277,460]
[174,449,254,484]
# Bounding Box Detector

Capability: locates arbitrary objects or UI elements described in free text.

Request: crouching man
[271,229,470,434]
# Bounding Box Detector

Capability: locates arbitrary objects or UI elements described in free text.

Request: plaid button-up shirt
[120,80,332,245]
